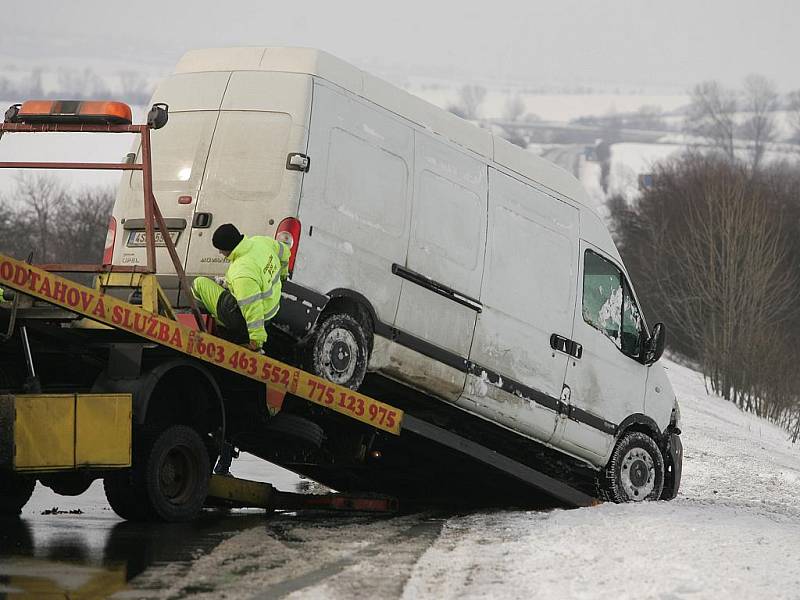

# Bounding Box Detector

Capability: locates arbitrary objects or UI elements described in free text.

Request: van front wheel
[602,431,664,502]
[305,312,370,390]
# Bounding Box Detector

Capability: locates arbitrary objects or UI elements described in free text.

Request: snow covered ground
[402,360,800,599]
[127,359,800,599]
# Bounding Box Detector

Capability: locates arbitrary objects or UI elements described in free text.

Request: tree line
[0,67,153,106]
[0,174,114,264]
[610,153,800,442]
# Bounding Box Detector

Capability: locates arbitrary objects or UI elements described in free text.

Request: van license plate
[127,230,180,247]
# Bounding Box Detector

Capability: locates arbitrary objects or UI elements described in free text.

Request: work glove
[246,340,264,354]
[213,275,228,289]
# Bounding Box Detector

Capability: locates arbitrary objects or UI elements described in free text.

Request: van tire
[602,431,664,502]
[0,471,35,516]
[305,312,370,390]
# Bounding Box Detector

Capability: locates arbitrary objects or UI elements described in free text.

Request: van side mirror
[644,322,666,365]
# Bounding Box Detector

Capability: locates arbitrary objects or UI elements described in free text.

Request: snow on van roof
[175,47,593,209]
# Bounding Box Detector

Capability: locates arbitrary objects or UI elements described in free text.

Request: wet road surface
[0,455,311,599]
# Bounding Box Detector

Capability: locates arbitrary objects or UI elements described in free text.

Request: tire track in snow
[253,515,446,599]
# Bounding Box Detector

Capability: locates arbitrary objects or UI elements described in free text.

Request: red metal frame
[0,118,207,331]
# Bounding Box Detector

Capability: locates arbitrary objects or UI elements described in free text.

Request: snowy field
[401,360,800,599]
[408,86,689,122]
[128,359,800,599]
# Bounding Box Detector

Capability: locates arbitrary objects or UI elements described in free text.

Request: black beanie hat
[212,224,244,251]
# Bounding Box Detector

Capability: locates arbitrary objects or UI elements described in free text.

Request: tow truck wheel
[104,472,152,521]
[265,413,325,448]
[305,312,370,390]
[143,425,210,522]
[602,431,665,502]
[0,471,35,516]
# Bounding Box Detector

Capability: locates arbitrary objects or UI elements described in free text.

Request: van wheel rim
[620,447,655,500]
[321,328,358,384]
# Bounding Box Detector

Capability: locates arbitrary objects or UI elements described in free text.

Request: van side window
[582,250,645,359]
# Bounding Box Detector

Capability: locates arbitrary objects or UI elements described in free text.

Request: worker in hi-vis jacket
[192,223,289,476]
[191,223,290,351]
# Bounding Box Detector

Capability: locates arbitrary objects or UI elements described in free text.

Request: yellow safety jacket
[226,236,290,345]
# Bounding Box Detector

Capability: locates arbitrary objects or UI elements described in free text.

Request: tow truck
[0,99,599,522]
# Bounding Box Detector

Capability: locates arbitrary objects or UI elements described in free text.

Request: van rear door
[183,72,312,281]
[111,72,230,303]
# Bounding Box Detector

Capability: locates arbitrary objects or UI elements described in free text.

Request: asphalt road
[541,144,584,177]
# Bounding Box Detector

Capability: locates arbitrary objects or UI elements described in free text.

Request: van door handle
[192,212,213,229]
[550,334,583,359]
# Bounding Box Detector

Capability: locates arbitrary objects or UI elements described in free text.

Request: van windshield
[131,111,217,192]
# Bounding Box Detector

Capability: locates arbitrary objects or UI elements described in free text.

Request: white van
[109,47,682,502]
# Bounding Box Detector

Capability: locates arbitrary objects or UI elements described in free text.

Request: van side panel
[459,168,579,443]
[294,81,413,325]
[394,131,487,352]
[387,131,487,400]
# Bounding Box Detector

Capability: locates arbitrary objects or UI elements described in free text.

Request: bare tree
[119,70,152,105]
[610,154,800,419]
[739,74,778,170]
[503,94,526,122]
[449,84,486,121]
[13,173,65,263]
[25,68,44,98]
[52,187,115,263]
[685,81,737,161]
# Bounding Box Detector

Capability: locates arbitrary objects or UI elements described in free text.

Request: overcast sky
[2,0,798,91]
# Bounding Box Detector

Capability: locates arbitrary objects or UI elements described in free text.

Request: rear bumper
[274,280,328,339]
[661,430,683,500]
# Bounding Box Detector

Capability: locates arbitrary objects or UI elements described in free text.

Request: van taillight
[103,216,117,265]
[275,217,301,273]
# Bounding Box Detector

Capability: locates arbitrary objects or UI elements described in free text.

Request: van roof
[175,47,594,209]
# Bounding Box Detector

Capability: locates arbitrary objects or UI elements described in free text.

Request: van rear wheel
[602,431,664,502]
[305,312,370,390]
